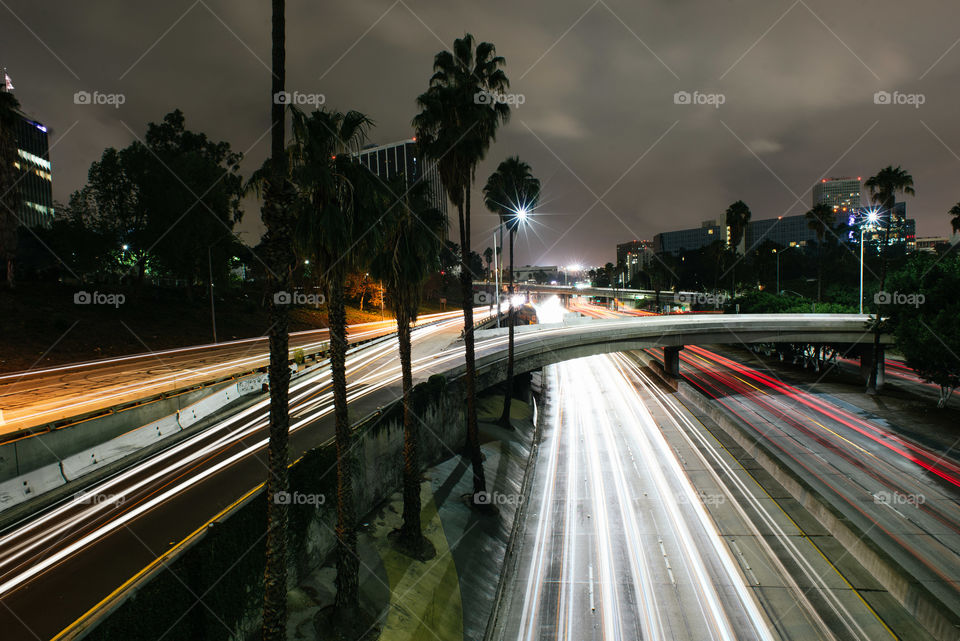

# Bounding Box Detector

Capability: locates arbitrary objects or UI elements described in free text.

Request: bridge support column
[859,344,885,391]
[663,345,683,377]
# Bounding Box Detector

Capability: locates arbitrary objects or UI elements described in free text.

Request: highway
[644,342,960,625]
[0,310,466,436]
[498,352,902,641]
[0,312,499,640]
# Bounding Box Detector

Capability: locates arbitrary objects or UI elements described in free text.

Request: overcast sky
[4,1,960,267]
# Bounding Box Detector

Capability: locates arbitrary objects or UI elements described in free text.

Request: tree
[724,200,751,294]
[0,88,20,287]
[483,246,493,277]
[864,166,915,394]
[414,34,510,504]
[805,203,834,302]
[949,202,960,235]
[369,176,445,556]
[483,156,540,428]
[261,0,295,638]
[886,253,960,407]
[289,105,380,626]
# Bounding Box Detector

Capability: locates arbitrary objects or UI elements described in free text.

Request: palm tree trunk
[499,227,515,427]
[398,309,421,541]
[458,186,486,499]
[816,244,822,303]
[330,276,359,610]
[262,0,290,638]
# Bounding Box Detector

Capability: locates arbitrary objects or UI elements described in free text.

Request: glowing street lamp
[859,208,881,314]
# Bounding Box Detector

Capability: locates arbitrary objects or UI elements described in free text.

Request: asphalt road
[0,310,465,436]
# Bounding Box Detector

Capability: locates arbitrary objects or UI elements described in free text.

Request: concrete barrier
[0,462,65,509]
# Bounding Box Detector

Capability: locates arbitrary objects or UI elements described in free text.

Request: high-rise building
[2,79,54,228]
[356,138,448,235]
[813,176,861,212]
[616,239,654,281]
[745,211,848,250]
[654,223,722,255]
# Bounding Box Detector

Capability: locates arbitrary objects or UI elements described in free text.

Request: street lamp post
[493,232,500,327]
[858,210,880,314]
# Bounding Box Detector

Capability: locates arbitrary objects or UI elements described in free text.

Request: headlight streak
[0,316,474,598]
[613,353,874,641]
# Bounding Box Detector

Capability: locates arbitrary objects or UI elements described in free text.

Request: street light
[858,208,880,314]
[772,245,797,295]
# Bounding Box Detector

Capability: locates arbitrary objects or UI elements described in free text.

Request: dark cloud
[4,0,959,266]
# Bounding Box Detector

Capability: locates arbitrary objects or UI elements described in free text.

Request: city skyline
[3,1,960,266]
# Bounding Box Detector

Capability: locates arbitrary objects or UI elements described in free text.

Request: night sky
[4,1,959,267]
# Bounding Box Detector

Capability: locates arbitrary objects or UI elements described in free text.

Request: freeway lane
[0,310,465,436]
[503,354,786,640]
[0,314,501,640]
[654,344,960,624]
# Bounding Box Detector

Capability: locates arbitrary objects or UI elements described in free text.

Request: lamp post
[493,232,500,327]
[858,209,880,314]
[773,245,797,295]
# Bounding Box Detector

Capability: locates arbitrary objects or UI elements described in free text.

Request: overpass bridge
[473,280,712,307]
[457,313,889,383]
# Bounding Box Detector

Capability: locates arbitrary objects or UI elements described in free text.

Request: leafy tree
[0,88,20,287]
[368,176,445,556]
[289,105,380,624]
[261,0,296,638]
[483,156,539,428]
[414,34,510,503]
[886,253,960,407]
[805,203,834,302]
[864,166,914,393]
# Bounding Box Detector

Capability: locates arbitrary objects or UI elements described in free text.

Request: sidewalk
[286,392,537,640]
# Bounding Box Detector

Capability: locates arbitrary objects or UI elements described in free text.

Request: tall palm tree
[483,157,540,428]
[413,34,510,504]
[261,1,295,638]
[805,203,834,302]
[949,203,960,236]
[369,177,445,556]
[864,166,915,394]
[724,200,751,294]
[289,106,379,618]
[0,87,21,288]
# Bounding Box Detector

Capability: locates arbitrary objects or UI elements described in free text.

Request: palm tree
[261,1,295,638]
[413,34,510,504]
[864,165,915,394]
[724,200,751,294]
[483,156,540,428]
[805,203,834,302]
[949,203,960,236]
[483,246,493,276]
[289,106,379,619]
[0,87,21,288]
[369,177,445,557]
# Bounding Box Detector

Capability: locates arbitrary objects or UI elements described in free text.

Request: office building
[616,239,654,281]
[2,78,54,228]
[913,236,950,254]
[813,176,861,212]
[654,221,723,255]
[356,138,448,234]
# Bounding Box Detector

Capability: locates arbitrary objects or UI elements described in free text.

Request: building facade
[2,81,54,229]
[813,177,861,212]
[654,221,722,255]
[356,139,448,234]
[616,239,655,281]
